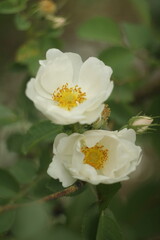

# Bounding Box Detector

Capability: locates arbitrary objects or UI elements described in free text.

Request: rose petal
[39,55,73,93]
[47,156,76,188]
[65,52,83,84]
[78,57,113,97]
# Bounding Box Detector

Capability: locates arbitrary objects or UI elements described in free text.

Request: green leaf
[16,40,41,75]
[82,204,100,240]
[7,133,24,153]
[129,0,151,25]
[67,186,97,234]
[12,203,49,239]
[46,178,64,194]
[122,23,152,49]
[0,210,16,233]
[0,104,17,127]
[9,159,37,184]
[0,169,19,199]
[111,180,160,240]
[148,95,160,154]
[99,47,135,81]
[149,0,160,28]
[30,176,60,198]
[96,209,123,240]
[77,17,122,44]
[129,181,160,239]
[0,0,27,14]
[16,36,62,75]
[14,14,31,31]
[29,170,65,199]
[109,84,134,103]
[22,121,63,154]
[96,183,121,211]
[38,144,52,173]
[49,225,82,240]
[108,101,134,127]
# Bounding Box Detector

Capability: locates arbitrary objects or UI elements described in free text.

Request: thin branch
[0,181,85,214]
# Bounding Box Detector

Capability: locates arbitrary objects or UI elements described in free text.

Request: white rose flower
[47,128,142,187]
[25,49,113,125]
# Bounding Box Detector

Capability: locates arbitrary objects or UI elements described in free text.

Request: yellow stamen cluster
[81,144,108,170]
[52,83,86,111]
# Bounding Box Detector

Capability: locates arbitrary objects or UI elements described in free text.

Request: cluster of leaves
[0,104,123,239]
[0,0,63,75]
[0,0,160,239]
[77,0,160,132]
[75,1,160,239]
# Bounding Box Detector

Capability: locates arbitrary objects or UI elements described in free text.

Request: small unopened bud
[128,116,153,133]
[93,105,111,129]
[53,16,66,28]
[39,0,57,14]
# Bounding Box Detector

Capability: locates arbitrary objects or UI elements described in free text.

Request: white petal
[34,71,52,99]
[32,96,53,114]
[117,128,136,143]
[101,175,129,184]
[114,146,142,178]
[72,164,112,185]
[53,133,68,154]
[83,129,104,147]
[46,48,63,60]
[70,164,98,183]
[79,81,113,110]
[44,105,85,125]
[71,150,84,170]
[79,104,104,124]
[78,57,113,97]
[100,136,119,177]
[71,90,106,113]
[47,156,76,187]
[32,97,80,126]
[65,52,83,84]
[25,78,36,101]
[39,60,47,66]
[56,133,81,155]
[101,136,141,178]
[39,55,73,93]
[69,80,113,118]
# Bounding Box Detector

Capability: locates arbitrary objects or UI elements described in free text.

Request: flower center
[52,83,86,111]
[81,144,108,170]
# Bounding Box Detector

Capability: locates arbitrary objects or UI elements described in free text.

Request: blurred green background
[0,0,160,239]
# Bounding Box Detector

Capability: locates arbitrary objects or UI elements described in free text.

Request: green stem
[0,181,85,214]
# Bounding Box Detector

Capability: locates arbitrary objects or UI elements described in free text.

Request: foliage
[78,17,122,44]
